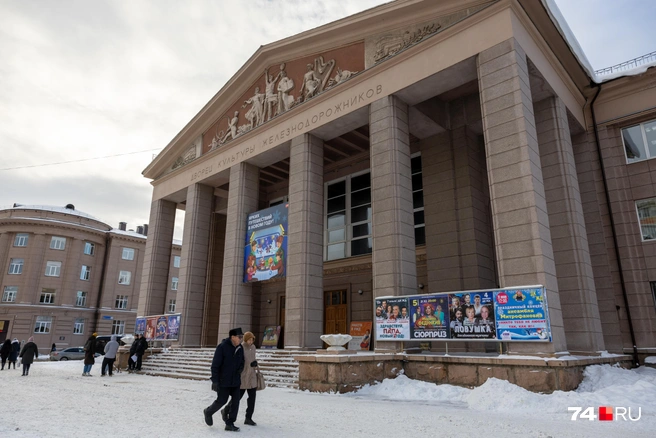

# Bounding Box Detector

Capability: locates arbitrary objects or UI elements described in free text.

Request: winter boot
[224,424,240,432]
[244,417,257,426]
[203,408,213,427]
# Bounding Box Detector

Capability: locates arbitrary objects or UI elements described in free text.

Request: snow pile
[354,374,469,401]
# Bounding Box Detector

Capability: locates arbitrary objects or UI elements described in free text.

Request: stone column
[177,183,214,347]
[370,95,417,352]
[138,199,176,317]
[218,163,259,338]
[285,134,324,349]
[202,214,226,347]
[534,96,604,353]
[477,38,566,353]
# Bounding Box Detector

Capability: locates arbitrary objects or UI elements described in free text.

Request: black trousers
[206,386,241,425]
[101,357,116,375]
[22,363,31,375]
[225,388,257,420]
[136,354,143,370]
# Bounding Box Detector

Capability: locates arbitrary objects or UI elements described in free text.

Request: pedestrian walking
[8,339,20,369]
[101,335,120,376]
[19,337,39,376]
[127,334,139,372]
[223,331,259,426]
[82,333,97,376]
[203,327,245,432]
[1,339,11,370]
[51,343,57,352]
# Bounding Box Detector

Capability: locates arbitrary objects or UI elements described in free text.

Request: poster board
[348,321,373,351]
[244,204,288,283]
[261,325,282,349]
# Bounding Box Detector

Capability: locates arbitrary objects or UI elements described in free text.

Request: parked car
[95,335,126,355]
[49,347,100,361]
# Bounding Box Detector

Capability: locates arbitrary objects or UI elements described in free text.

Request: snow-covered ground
[0,360,654,437]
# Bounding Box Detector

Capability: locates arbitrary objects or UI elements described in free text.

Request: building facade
[0,204,181,354]
[138,0,656,361]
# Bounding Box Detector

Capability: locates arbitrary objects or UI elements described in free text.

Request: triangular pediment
[146,0,498,180]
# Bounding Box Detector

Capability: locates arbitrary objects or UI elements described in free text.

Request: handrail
[595,51,656,76]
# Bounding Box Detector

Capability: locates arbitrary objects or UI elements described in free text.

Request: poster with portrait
[409,294,450,340]
[243,204,289,283]
[145,317,157,341]
[135,317,147,335]
[494,287,551,341]
[449,291,496,339]
[155,316,168,340]
[348,321,373,350]
[166,315,180,340]
[374,297,410,340]
[261,325,281,349]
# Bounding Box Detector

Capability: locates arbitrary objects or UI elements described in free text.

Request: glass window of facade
[84,242,95,256]
[34,316,52,333]
[73,318,85,334]
[122,248,135,260]
[76,291,87,307]
[168,299,177,313]
[171,277,178,290]
[622,119,656,163]
[80,265,91,281]
[40,288,56,304]
[173,255,181,268]
[411,154,425,246]
[45,261,62,277]
[111,320,125,335]
[2,286,17,302]
[50,236,66,250]
[9,258,24,275]
[636,197,656,241]
[115,295,128,309]
[118,270,131,285]
[14,233,28,247]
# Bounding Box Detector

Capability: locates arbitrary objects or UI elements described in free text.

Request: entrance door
[324,290,347,335]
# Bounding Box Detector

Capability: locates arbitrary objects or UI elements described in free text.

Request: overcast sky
[1,0,655,240]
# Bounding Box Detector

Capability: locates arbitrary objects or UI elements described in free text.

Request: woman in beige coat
[222,331,259,426]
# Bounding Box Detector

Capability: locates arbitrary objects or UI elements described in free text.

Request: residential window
[168,299,177,313]
[34,316,52,333]
[411,154,426,246]
[325,171,372,261]
[45,261,62,277]
[636,197,656,241]
[111,320,125,335]
[80,265,91,281]
[50,236,66,250]
[9,258,24,275]
[171,277,178,291]
[173,256,181,268]
[2,286,17,302]
[115,295,128,309]
[622,119,656,163]
[83,242,95,256]
[73,318,85,334]
[122,247,135,260]
[76,291,87,307]
[14,233,28,247]
[39,289,56,304]
[118,270,132,285]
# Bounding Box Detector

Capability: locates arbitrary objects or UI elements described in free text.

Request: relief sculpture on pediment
[204,42,364,154]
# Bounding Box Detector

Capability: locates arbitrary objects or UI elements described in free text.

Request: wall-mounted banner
[494,287,551,341]
[348,321,373,350]
[135,318,146,334]
[167,315,180,340]
[145,317,157,340]
[375,297,410,340]
[374,286,551,342]
[261,325,282,349]
[136,314,182,341]
[244,204,288,283]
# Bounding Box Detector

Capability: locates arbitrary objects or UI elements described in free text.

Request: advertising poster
[166,315,180,340]
[449,291,496,340]
[374,297,410,340]
[135,317,146,334]
[494,287,551,341]
[145,317,157,341]
[409,295,450,340]
[243,204,289,283]
[261,325,281,349]
[348,321,373,350]
[155,316,168,340]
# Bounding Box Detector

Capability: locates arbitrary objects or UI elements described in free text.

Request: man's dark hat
[229,327,243,337]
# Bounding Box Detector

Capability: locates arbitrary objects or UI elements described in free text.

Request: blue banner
[244,204,289,283]
[494,287,551,341]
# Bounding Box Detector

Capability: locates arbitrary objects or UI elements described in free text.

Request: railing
[595,51,656,77]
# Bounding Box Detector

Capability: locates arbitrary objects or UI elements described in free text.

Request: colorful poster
[135,317,146,334]
[449,291,496,339]
[409,295,450,340]
[261,325,281,349]
[494,287,551,341]
[374,297,410,340]
[244,204,289,283]
[145,317,157,341]
[155,316,168,340]
[348,321,373,350]
[166,315,180,340]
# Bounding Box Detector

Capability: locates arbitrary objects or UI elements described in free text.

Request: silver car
[49,347,100,361]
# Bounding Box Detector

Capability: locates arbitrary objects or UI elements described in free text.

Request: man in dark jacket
[135,333,148,371]
[127,334,139,372]
[203,327,245,432]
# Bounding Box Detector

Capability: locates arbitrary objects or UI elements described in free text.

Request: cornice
[0,218,109,239]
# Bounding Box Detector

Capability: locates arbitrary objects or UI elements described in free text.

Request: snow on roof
[7,204,101,221]
[595,59,656,83]
[109,228,147,239]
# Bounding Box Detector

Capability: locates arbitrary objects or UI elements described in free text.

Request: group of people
[375,300,410,322]
[81,332,147,377]
[204,327,261,432]
[1,337,38,376]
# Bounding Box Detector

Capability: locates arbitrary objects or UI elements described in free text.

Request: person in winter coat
[8,339,20,369]
[19,337,38,376]
[203,327,245,432]
[1,339,11,370]
[82,333,97,376]
[223,331,259,426]
[135,334,148,371]
[127,334,139,372]
[101,335,120,376]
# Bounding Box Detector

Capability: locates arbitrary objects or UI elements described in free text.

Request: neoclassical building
[139,0,656,361]
[0,204,181,353]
